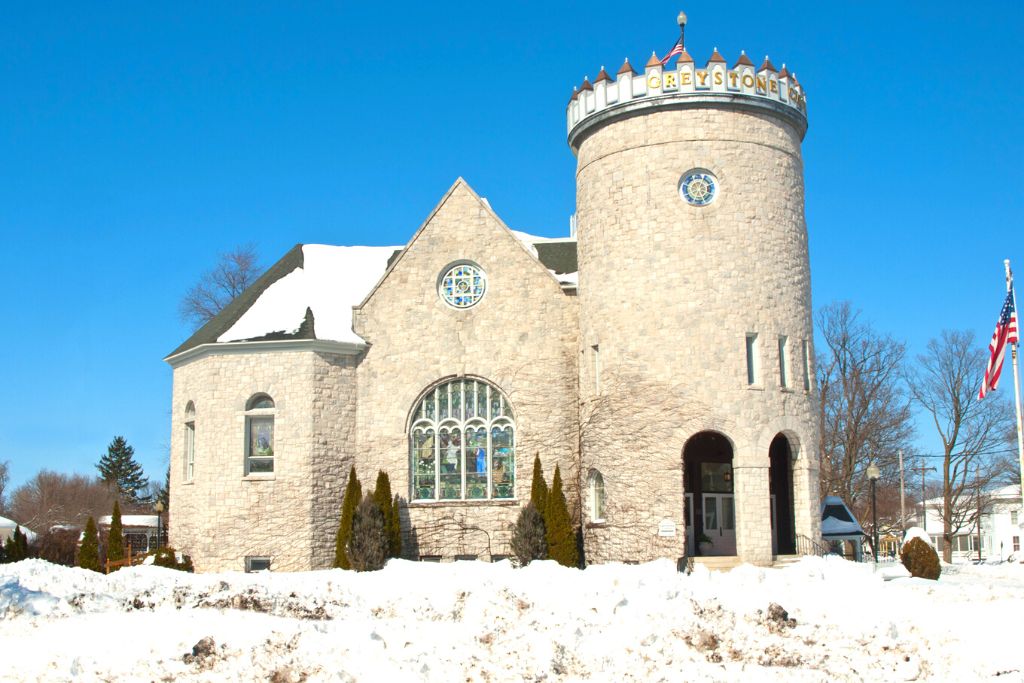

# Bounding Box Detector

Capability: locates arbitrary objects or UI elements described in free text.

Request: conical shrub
[107,500,125,569]
[545,465,578,568]
[511,501,547,566]
[334,467,361,569]
[348,495,388,572]
[79,517,102,573]
[530,455,548,519]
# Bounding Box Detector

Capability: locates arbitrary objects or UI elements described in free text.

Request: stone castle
[167,13,821,572]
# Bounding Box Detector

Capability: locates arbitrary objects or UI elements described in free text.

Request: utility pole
[912,462,936,533]
[898,449,906,534]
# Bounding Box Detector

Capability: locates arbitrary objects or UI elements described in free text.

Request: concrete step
[691,556,742,571]
[772,554,803,568]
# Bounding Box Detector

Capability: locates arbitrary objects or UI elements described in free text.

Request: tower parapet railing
[567,47,808,152]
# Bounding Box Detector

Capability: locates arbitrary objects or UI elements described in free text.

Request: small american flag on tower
[979,287,1019,399]
[660,38,684,65]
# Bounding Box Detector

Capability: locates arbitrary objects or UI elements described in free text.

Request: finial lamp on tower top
[677,10,687,48]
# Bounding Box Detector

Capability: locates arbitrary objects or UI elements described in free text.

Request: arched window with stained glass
[410,378,515,501]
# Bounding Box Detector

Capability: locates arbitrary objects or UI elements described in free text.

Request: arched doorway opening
[683,431,735,557]
[768,434,797,555]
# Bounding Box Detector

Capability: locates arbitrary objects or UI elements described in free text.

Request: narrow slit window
[745,333,759,385]
[592,344,600,394]
[801,339,811,392]
[778,336,789,388]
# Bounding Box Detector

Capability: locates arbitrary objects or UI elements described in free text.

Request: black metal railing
[795,533,828,558]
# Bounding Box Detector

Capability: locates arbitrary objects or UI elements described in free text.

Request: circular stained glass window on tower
[680,169,718,206]
[439,262,487,308]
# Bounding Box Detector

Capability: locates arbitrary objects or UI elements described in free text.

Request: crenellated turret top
[566,13,808,151]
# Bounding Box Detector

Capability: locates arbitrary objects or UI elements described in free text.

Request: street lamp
[867,462,881,563]
[154,500,165,551]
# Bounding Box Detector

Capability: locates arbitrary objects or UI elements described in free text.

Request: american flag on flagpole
[979,287,1019,399]
[660,38,683,65]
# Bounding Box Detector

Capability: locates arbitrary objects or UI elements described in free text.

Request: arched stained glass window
[410,378,514,501]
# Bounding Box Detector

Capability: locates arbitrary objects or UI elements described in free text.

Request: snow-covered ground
[1,556,1022,681]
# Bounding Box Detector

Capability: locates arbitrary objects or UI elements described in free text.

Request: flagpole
[1006,259,1024,510]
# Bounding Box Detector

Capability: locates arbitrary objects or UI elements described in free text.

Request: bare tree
[0,460,9,514]
[816,302,916,514]
[908,330,1017,562]
[9,470,118,532]
[179,244,263,329]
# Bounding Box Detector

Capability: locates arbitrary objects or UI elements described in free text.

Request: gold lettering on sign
[664,72,677,88]
[713,70,723,86]
[648,74,662,89]
[769,79,778,94]
[742,74,755,89]
[680,70,692,85]
[728,71,739,88]
[696,70,708,86]
[756,76,767,94]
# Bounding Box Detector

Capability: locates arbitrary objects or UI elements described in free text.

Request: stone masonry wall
[352,180,579,561]
[575,106,821,565]
[169,348,357,572]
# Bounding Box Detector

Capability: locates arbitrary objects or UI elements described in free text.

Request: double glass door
[702,493,736,555]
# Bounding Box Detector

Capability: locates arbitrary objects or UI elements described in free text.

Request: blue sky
[1,2,1021,491]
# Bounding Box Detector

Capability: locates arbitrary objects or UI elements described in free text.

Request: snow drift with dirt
[1,556,1022,681]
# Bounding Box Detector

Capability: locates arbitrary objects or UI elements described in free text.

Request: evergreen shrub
[348,495,388,572]
[334,467,361,569]
[510,502,547,566]
[79,517,102,573]
[107,500,125,570]
[151,547,195,572]
[545,465,579,568]
[901,537,941,580]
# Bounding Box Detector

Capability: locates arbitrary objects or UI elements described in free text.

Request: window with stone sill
[245,394,275,475]
[184,401,196,483]
[410,378,515,502]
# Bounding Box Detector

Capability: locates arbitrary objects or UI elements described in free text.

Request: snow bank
[2,556,1024,681]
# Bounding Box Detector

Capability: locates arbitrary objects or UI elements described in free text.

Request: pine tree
[16,527,28,560]
[530,455,548,520]
[511,502,547,565]
[348,495,388,572]
[334,467,361,569]
[96,436,150,502]
[79,517,102,572]
[391,494,403,559]
[107,501,125,569]
[371,471,401,558]
[545,465,578,568]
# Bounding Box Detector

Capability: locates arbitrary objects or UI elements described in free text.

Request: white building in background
[918,486,1024,562]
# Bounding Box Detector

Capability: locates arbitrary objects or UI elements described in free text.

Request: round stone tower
[570,13,819,566]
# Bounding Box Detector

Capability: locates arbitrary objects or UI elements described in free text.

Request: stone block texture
[574,106,821,565]
[169,102,823,572]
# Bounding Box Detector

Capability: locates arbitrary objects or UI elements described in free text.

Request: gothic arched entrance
[683,431,735,557]
[768,434,797,555]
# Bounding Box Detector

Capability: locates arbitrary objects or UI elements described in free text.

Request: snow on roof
[0,516,37,541]
[218,245,400,345]
[820,496,865,538]
[98,515,160,527]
